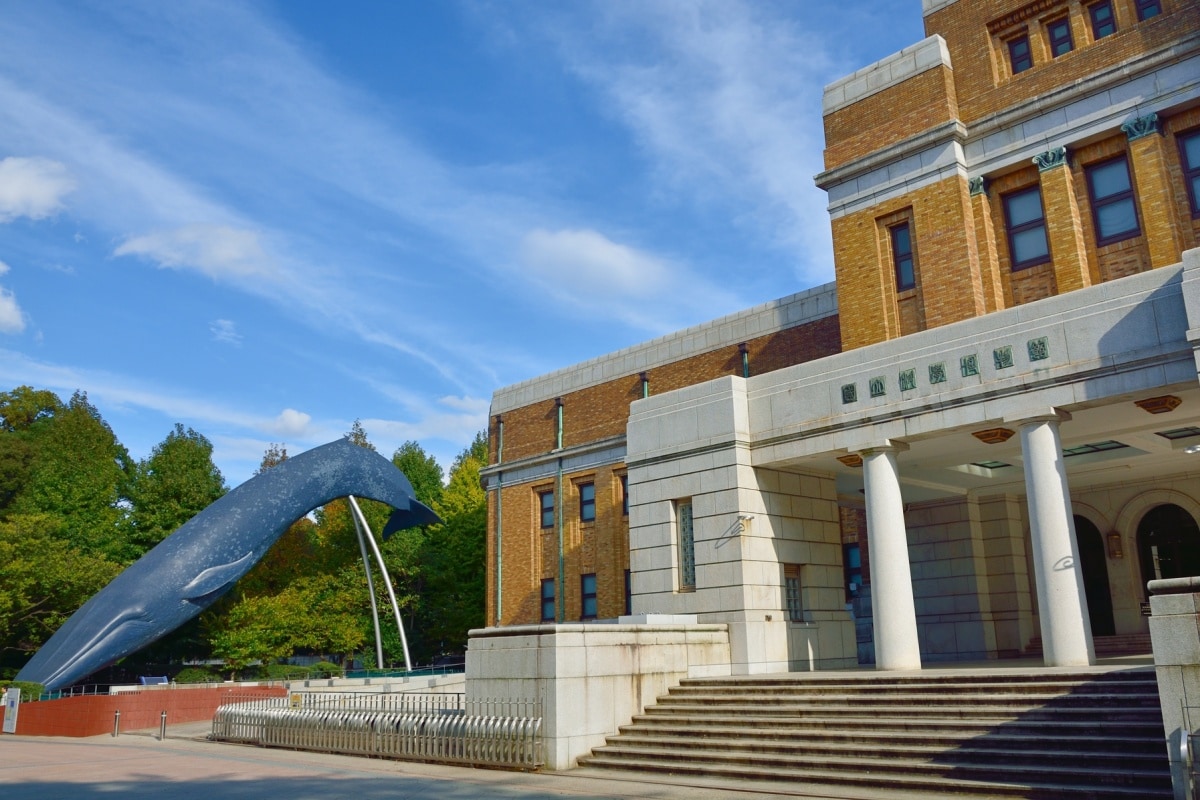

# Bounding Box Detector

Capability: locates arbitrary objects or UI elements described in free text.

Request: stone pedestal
[1148,576,1200,800]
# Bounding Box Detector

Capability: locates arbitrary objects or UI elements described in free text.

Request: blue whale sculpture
[15,438,440,691]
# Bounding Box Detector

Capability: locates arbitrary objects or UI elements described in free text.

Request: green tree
[4,391,135,562]
[392,440,444,509]
[412,431,487,662]
[128,424,227,553]
[0,513,123,669]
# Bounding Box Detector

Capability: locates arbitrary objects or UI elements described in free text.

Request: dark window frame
[578,481,595,522]
[624,569,632,616]
[1085,154,1141,246]
[1181,129,1200,218]
[1008,34,1033,75]
[1046,16,1073,57]
[1088,0,1116,39]
[889,221,916,292]
[1003,185,1051,270]
[580,573,598,620]
[539,489,555,529]
[620,474,629,516]
[1134,0,1161,21]
[541,578,556,622]
[784,564,804,623]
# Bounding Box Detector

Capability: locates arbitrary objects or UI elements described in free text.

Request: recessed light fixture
[1185,443,1200,455]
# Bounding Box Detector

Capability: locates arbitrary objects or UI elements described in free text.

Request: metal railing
[211,693,542,769]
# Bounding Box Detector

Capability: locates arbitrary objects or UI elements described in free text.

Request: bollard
[159,710,167,741]
[112,709,120,737]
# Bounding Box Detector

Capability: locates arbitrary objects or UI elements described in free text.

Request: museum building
[480,0,1200,674]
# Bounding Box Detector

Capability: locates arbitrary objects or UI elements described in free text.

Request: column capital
[858,441,910,457]
[1006,409,1072,428]
[1033,146,1068,172]
[1121,112,1160,142]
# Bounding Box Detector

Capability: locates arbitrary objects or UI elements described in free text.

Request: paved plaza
[0,720,926,800]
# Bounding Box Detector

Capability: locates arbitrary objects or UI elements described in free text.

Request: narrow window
[579,482,595,522]
[1135,0,1161,21]
[843,543,863,601]
[1086,155,1140,245]
[1008,34,1033,75]
[1088,1,1116,39]
[1047,17,1073,57]
[580,573,598,620]
[890,222,915,291]
[624,569,632,616]
[784,565,804,623]
[677,500,695,590]
[620,474,629,516]
[1181,130,1200,217]
[1003,186,1050,269]
[539,490,555,529]
[541,578,556,622]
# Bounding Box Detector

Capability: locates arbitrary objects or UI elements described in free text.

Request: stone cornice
[814,119,968,191]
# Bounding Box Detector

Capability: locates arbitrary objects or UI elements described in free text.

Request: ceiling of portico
[767,384,1200,505]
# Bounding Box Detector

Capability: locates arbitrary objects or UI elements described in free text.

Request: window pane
[541,579,555,621]
[579,482,595,522]
[1184,135,1200,169]
[540,492,554,528]
[678,501,695,589]
[1097,200,1139,239]
[1090,2,1115,38]
[1136,0,1161,21]
[1009,36,1032,74]
[1012,227,1049,264]
[1005,189,1043,226]
[1089,159,1130,199]
[1048,19,1072,57]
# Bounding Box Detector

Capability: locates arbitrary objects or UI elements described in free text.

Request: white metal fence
[210,692,542,769]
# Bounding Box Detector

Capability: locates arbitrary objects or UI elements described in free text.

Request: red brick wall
[10,685,285,737]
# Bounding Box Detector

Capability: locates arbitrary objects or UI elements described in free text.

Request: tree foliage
[128,423,226,552]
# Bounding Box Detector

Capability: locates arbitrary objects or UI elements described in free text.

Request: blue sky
[0,0,922,487]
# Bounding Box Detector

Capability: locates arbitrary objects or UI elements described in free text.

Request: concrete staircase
[576,668,1171,799]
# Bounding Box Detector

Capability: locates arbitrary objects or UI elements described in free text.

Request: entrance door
[1137,504,1200,595]
[1073,516,1114,637]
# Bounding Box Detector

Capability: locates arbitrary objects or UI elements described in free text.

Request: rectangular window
[784,565,804,623]
[579,482,595,522]
[539,490,555,529]
[624,569,632,616]
[1135,0,1161,21]
[620,475,629,516]
[677,500,695,590]
[890,222,915,291]
[580,573,597,620]
[844,543,863,601]
[1003,186,1050,269]
[541,578,556,622]
[1008,34,1033,75]
[1047,17,1073,57]
[1181,130,1200,217]
[1086,155,1140,245]
[1088,1,1116,39]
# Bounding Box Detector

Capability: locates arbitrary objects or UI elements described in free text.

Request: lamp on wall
[1107,531,1124,559]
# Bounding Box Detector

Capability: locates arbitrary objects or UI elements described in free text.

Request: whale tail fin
[383,500,440,538]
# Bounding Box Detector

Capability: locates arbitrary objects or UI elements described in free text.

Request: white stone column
[1017,413,1094,667]
[861,445,922,670]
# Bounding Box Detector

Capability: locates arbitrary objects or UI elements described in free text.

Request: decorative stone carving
[1028,337,1050,361]
[1033,146,1068,172]
[929,362,947,384]
[869,377,886,398]
[1134,395,1181,414]
[994,345,1014,370]
[841,383,858,404]
[961,354,979,377]
[899,368,917,392]
[969,176,987,196]
[972,427,1016,444]
[1121,112,1160,142]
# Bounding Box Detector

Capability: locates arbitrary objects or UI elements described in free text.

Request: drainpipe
[555,398,565,624]
[639,371,649,399]
[739,343,750,378]
[495,415,504,627]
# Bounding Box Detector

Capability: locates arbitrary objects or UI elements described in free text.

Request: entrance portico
[626,251,1200,674]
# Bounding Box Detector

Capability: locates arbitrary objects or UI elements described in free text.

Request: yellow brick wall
[823,67,958,172]
[924,0,1198,127]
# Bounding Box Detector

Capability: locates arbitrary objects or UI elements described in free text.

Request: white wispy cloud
[271,408,312,438]
[210,318,242,346]
[525,1,839,284]
[115,224,276,281]
[0,259,25,334]
[0,155,75,223]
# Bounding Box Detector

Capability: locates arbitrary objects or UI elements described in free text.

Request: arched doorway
[1137,504,1200,595]
[1073,515,1114,637]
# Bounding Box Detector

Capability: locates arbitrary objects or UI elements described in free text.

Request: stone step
[654,690,1161,708]
[1025,634,1152,657]
[615,721,1166,753]
[574,753,1170,799]
[640,702,1163,724]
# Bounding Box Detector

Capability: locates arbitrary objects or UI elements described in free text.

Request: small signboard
[289,693,302,709]
[2,688,19,734]
[1141,601,1153,617]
